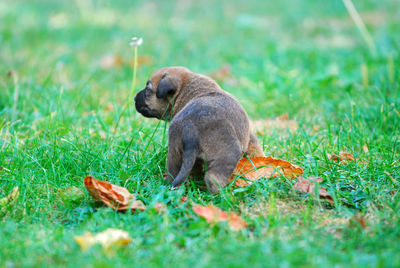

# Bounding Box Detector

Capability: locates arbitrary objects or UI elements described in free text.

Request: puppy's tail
[171,127,199,188]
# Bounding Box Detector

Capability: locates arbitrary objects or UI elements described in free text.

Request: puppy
[135,66,264,193]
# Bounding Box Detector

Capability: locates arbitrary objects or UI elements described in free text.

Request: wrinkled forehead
[149,69,165,84]
[149,67,190,84]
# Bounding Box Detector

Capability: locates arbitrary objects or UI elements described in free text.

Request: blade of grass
[342,0,376,55]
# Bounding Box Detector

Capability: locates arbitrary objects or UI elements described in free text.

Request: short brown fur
[135,66,264,194]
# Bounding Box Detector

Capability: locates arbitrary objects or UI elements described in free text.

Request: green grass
[1,0,399,266]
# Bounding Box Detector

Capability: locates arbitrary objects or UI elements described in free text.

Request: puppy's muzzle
[134,91,153,118]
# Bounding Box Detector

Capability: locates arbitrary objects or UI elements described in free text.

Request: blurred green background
[1,0,399,120]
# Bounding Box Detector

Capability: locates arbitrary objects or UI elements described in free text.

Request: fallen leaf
[230,156,303,187]
[153,202,166,213]
[363,145,369,153]
[99,54,123,69]
[227,212,248,231]
[0,186,19,214]
[74,228,132,254]
[252,115,298,135]
[74,232,95,251]
[100,54,153,70]
[105,104,113,112]
[327,151,355,163]
[84,176,146,212]
[180,196,188,203]
[136,55,154,66]
[293,176,333,204]
[163,173,169,181]
[209,64,237,84]
[278,113,289,120]
[350,213,367,229]
[209,64,231,81]
[192,203,228,223]
[58,186,85,205]
[192,203,247,231]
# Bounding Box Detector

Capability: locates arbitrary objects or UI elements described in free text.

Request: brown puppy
[135,66,264,193]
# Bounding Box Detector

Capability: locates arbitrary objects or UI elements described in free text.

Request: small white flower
[130,37,143,47]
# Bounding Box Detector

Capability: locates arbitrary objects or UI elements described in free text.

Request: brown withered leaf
[84,176,146,212]
[209,64,231,81]
[192,203,228,223]
[99,54,123,69]
[230,156,303,187]
[136,55,154,66]
[180,196,188,203]
[192,203,247,231]
[209,64,237,84]
[100,54,153,70]
[153,202,167,213]
[327,151,355,162]
[293,176,333,204]
[350,213,367,229]
[227,212,248,231]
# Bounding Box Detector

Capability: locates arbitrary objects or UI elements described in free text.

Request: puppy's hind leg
[205,141,242,194]
[246,133,265,157]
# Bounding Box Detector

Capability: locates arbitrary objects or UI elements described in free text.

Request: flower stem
[128,46,138,110]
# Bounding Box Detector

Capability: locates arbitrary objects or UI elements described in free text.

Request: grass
[0,0,399,266]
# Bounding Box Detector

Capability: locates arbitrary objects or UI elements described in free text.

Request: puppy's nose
[134,95,137,102]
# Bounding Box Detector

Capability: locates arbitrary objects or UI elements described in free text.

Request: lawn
[1,0,399,266]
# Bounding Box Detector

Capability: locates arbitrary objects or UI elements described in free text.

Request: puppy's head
[135,66,189,120]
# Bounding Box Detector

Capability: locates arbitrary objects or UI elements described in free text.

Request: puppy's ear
[156,78,176,99]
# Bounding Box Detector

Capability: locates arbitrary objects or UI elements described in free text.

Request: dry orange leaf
[192,203,247,231]
[153,202,166,213]
[136,55,154,66]
[84,176,146,212]
[351,213,367,229]
[227,212,248,231]
[209,64,233,82]
[230,156,303,187]
[293,176,333,204]
[180,196,188,203]
[327,151,355,162]
[99,54,123,69]
[100,54,153,70]
[192,203,228,223]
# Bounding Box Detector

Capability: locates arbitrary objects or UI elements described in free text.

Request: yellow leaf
[0,186,19,214]
[74,228,132,253]
[74,232,96,251]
